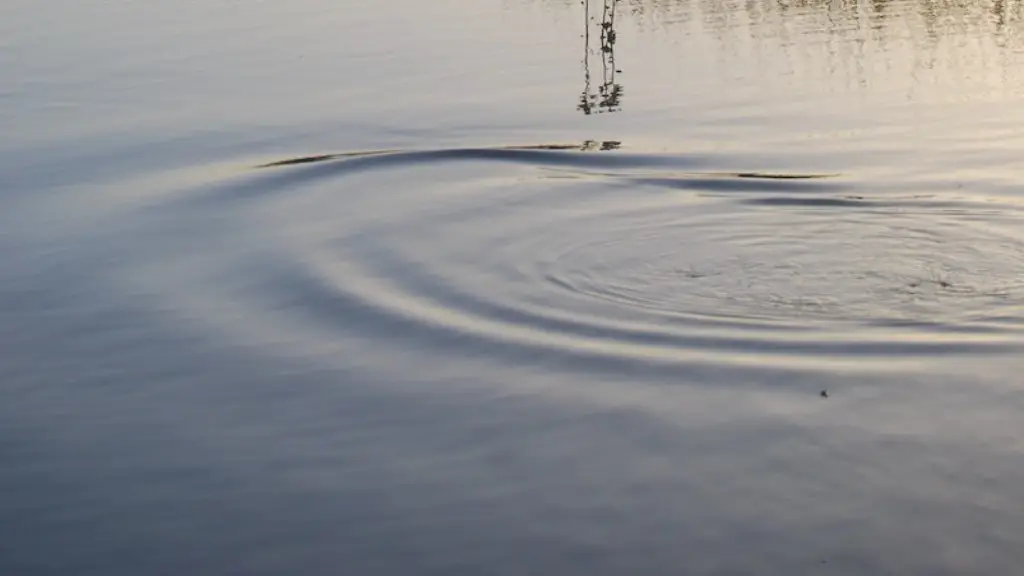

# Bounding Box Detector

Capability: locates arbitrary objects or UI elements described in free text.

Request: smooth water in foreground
[3,1,1024,574]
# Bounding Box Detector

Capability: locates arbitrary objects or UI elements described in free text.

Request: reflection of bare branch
[579,0,624,115]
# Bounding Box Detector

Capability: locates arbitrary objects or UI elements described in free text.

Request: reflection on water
[561,0,1024,96]
[695,0,1024,77]
[579,0,624,114]
[609,0,1024,32]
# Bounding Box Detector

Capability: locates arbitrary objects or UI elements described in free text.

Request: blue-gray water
[3,1,1024,574]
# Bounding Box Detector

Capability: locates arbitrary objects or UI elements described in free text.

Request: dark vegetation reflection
[579,0,624,114]
[557,0,1024,110]
[560,0,1024,54]
[687,0,1024,55]
[593,0,1023,29]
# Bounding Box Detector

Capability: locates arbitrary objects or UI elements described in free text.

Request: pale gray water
[3,1,1024,574]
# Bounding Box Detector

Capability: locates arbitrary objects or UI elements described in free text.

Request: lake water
[3,1,1024,574]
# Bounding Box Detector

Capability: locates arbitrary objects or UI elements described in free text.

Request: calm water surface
[3,1,1024,574]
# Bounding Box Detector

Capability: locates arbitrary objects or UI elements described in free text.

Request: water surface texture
[3,1,1024,574]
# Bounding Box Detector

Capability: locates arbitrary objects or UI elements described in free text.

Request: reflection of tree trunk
[578,0,623,115]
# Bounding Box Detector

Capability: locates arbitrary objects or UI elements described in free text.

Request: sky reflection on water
[2,1,1024,575]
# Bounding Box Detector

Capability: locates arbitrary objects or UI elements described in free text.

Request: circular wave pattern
[544,207,1024,327]
[152,145,1024,374]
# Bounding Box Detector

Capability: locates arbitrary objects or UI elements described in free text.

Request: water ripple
[127,143,1024,377]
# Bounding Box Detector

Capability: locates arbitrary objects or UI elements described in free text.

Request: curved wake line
[254,142,840,181]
